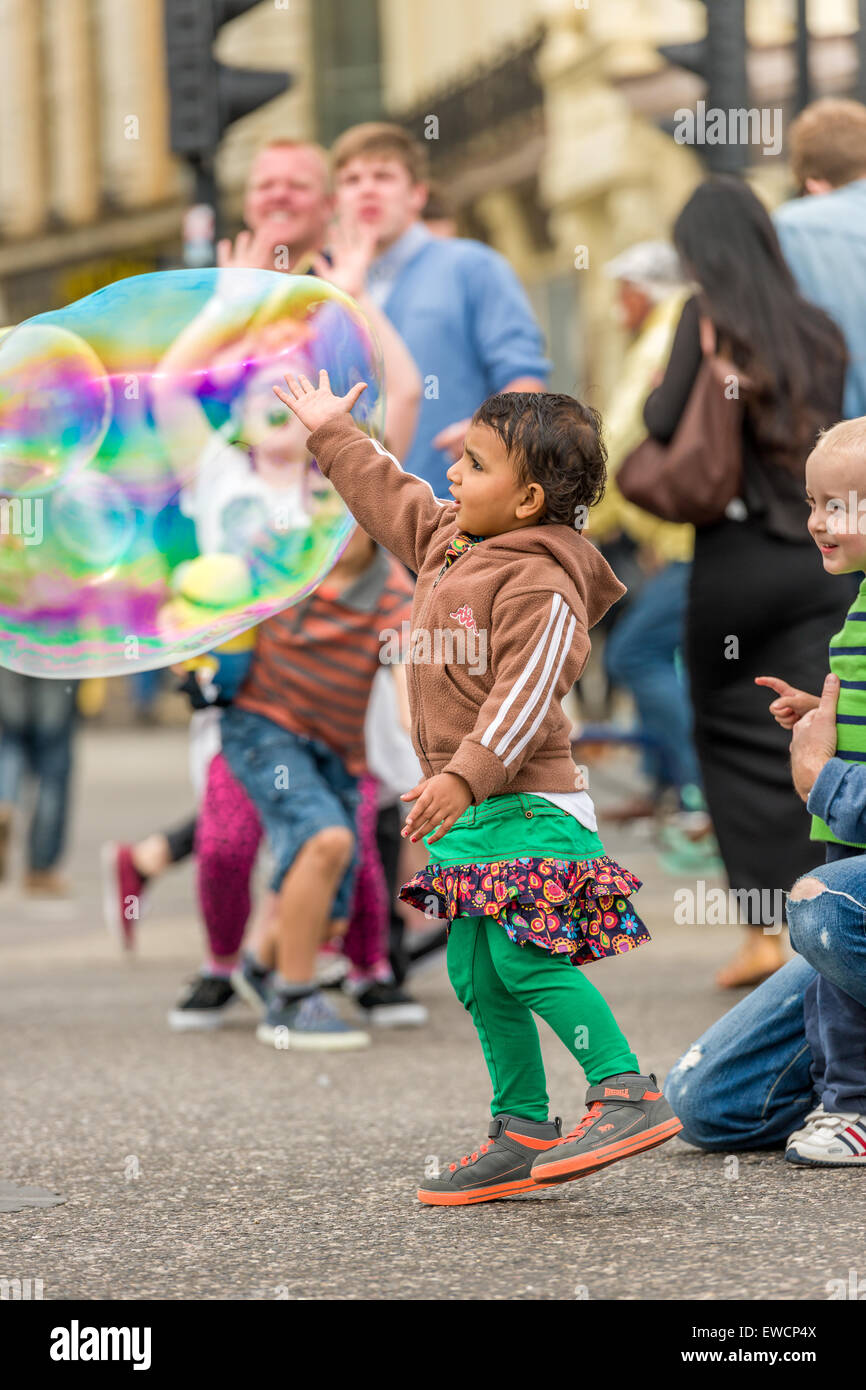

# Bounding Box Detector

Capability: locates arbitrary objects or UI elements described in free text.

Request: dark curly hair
[471,392,607,527]
[674,177,847,471]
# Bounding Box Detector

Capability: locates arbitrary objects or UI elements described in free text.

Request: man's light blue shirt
[775,178,866,420]
[366,223,551,495]
[366,222,432,311]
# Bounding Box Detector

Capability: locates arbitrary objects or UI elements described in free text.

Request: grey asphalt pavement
[1,724,865,1301]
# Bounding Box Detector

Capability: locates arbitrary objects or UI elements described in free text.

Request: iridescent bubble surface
[0,269,383,676]
[0,324,111,496]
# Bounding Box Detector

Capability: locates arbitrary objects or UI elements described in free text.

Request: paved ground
[1,722,865,1301]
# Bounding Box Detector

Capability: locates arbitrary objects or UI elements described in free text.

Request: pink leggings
[196,751,388,971]
[196,751,262,958]
[342,772,389,974]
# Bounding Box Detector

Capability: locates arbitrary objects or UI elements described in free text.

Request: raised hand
[311,213,379,301]
[216,228,287,272]
[754,675,820,730]
[273,369,367,434]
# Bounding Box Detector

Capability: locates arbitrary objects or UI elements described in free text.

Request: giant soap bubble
[0,323,112,496]
[0,269,383,676]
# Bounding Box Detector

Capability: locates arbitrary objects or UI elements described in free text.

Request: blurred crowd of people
[2,94,866,1050]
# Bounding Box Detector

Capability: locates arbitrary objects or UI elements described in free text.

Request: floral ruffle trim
[399,854,651,964]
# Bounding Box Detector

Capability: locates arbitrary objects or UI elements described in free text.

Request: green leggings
[446,915,640,1122]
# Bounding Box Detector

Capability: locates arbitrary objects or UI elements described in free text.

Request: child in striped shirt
[757,416,866,1165]
[205,522,418,1049]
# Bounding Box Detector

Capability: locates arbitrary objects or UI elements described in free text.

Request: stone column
[46,0,100,226]
[0,0,49,237]
[96,0,175,209]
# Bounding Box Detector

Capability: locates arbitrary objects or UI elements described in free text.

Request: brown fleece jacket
[307,415,626,805]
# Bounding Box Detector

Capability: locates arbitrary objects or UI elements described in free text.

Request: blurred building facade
[377,0,862,400]
[0,0,862,396]
[0,0,319,321]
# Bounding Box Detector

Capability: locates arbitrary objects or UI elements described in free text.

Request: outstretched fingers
[276,373,304,400]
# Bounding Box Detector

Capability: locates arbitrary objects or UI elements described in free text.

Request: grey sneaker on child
[417,1114,563,1206]
[256,989,370,1051]
[531,1072,682,1184]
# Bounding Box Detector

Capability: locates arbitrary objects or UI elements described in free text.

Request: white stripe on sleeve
[369,437,449,506]
[480,594,563,750]
[503,612,576,766]
[493,600,570,757]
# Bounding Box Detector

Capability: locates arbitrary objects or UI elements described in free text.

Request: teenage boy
[331,122,551,496]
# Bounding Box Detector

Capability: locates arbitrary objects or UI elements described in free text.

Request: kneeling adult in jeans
[666,674,866,1164]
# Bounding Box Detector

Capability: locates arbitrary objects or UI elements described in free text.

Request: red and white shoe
[100,842,147,951]
[785,1109,866,1166]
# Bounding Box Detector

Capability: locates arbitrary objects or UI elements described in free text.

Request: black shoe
[168,974,237,1031]
[350,979,428,1028]
[417,1114,563,1206]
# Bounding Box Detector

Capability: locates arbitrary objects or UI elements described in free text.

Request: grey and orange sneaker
[417,1113,563,1206]
[530,1073,682,1185]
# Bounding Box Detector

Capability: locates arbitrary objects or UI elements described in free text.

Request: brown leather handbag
[617,320,745,527]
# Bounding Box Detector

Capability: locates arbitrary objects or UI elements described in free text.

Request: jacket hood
[479,522,626,629]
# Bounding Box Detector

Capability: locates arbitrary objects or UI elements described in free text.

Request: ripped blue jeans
[665,852,866,1148]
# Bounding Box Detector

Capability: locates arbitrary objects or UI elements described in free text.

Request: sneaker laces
[563,1101,604,1143]
[450,1139,493,1172]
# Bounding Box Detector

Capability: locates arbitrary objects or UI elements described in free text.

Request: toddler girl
[276,368,682,1203]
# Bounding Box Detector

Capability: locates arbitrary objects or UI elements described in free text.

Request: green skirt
[399,792,651,964]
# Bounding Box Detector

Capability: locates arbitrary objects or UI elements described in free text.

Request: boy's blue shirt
[808,758,866,848]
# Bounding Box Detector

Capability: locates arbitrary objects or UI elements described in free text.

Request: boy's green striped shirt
[811,575,866,848]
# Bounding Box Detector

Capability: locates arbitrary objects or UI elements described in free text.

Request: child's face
[446,423,543,536]
[806,445,866,574]
[240,366,310,462]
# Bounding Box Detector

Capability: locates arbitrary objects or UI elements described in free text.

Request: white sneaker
[785,1108,866,1165]
[785,1103,825,1147]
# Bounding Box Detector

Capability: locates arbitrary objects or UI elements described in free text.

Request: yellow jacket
[590,293,694,564]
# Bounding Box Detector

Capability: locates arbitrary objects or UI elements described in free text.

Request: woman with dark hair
[644,176,853,989]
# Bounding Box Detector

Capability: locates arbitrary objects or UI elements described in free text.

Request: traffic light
[658,0,748,174]
[164,0,292,158]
